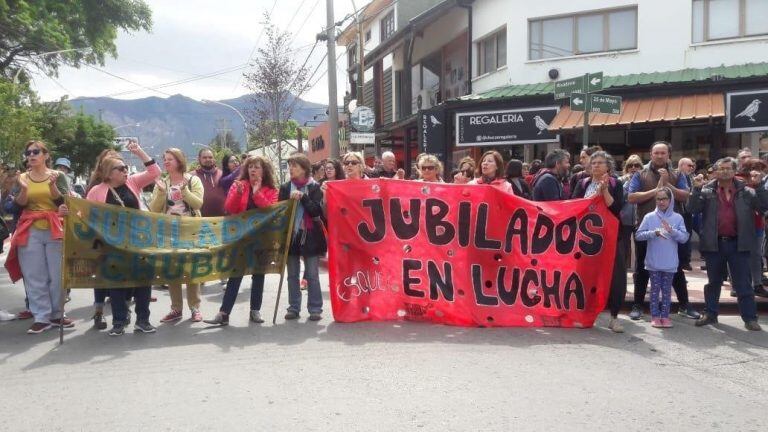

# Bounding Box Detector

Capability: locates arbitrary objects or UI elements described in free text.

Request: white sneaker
[0,310,17,321]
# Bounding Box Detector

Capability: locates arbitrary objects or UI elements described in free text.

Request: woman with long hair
[505,159,532,199]
[454,151,513,194]
[279,153,326,321]
[7,140,70,334]
[571,151,626,333]
[204,156,278,326]
[86,141,160,335]
[322,159,345,183]
[149,148,205,323]
[341,152,366,180]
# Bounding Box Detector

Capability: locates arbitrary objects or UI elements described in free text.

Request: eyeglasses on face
[656,197,670,201]
[24,149,42,157]
[112,165,128,172]
[343,160,360,166]
[627,163,642,168]
[420,165,436,171]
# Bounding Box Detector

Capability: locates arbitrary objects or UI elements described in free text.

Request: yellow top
[23,172,58,230]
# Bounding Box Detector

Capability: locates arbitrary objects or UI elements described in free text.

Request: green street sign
[570,92,587,111]
[587,72,603,92]
[570,93,622,115]
[589,94,622,115]
[554,77,585,100]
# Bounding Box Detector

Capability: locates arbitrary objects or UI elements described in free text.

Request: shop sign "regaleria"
[456,107,559,146]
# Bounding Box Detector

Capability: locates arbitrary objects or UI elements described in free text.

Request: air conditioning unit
[417,89,436,110]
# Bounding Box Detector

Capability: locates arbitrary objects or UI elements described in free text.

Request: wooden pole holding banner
[59,197,69,345]
[272,200,298,325]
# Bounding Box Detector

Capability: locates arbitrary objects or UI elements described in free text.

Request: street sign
[554,76,585,100]
[589,94,622,114]
[587,72,603,92]
[570,93,587,111]
[350,132,375,144]
[570,93,622,115]
[350,106,375,132]
[555,72,604,99]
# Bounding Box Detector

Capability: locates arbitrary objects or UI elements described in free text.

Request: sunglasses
[420,165,436,171]
[627,163,642,168]
[24,149,42,157]
[343,160,360,166]
[112,165,128,172]
[656,197,670,201]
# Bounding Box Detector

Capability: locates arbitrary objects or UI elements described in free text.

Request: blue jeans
[110,287,151,325]
[702,238,757,322]
[18,228,63,323]
[287,255,322,314]
[220,274,265,315]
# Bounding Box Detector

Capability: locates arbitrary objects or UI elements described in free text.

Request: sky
[31,0,357,104]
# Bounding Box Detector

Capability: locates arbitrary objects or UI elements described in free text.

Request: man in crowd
[192,148,225,217]
[737,147,752,170]
[689,158,767,331]
[54,157,75,195]
[370,151,405,179]
[532,149,570,201]
[676,157,696,271]
[627,141,700,320]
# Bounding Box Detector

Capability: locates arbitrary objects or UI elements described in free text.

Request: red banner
[326,179,618,328]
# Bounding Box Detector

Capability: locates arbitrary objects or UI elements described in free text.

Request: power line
[85,65,174,97]
[105,63,249,98]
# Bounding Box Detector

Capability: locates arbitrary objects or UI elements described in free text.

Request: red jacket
[224,179,278,215]
[4,210,63,282]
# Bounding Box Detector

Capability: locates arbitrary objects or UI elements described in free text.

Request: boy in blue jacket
[635,188,690,328]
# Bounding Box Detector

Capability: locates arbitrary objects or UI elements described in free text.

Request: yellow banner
[62,197,296,289]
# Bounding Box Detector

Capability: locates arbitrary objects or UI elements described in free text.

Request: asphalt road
[1,270,767,431]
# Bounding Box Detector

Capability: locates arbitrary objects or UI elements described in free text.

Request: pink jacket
[86,163,161,206]
[224,179,278,215]
[469,177,514,194]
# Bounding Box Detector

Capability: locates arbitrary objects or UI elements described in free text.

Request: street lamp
[201,99,251,154]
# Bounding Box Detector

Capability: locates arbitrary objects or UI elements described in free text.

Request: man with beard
[532,149,570,201]
[192,148,225,217]
[627,141,700,320]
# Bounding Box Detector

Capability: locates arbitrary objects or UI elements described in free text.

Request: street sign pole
[582,74,589,148]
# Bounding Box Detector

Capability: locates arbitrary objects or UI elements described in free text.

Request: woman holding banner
[571,151,626,333]
[7,140,70,334]
[149,148,205,323]
[341,152,367,180]
[86,140,160,335]
[279,153,326,321]
[416,154,444,183]
[453,151,514,194]
[204,156,278,326]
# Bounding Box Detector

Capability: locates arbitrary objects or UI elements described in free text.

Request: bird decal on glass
[735,99,761,122]
[533,115,549,135]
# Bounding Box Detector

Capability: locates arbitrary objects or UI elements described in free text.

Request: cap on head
[54,157,72,170]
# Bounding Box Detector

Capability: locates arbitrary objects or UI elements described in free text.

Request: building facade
[339,0,768,170]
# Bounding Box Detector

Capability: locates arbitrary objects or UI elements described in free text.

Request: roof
[460,62,768,102]
[337,0,395,46]
[548,93,725,130]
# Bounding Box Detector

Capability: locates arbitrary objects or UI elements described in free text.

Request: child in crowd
[635,188,690,328]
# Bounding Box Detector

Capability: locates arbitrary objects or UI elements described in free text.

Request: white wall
[411,8,469,63]
[471,0,768,93]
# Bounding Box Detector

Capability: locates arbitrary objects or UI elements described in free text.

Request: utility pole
[351,0,364,106]
[325,0,340,159]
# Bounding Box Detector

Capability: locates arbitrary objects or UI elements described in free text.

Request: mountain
[68,94,327,158]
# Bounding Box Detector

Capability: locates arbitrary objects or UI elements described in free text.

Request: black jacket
[687,179,768,253]
[279,181,327,257]
[571,176,625,218]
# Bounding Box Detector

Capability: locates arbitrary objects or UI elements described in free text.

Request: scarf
[290,177,314,234]
[197,166,219,189]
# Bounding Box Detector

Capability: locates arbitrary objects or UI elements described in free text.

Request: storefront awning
[548,93,725,130]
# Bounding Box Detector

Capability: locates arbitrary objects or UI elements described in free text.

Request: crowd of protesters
[2,138,768,335]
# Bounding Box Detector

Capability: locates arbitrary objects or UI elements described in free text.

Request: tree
[243,12,308,181]
[0,79,39,165]
[0,1,153,79]
[208,130,241,153]
[50,111,116,177]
